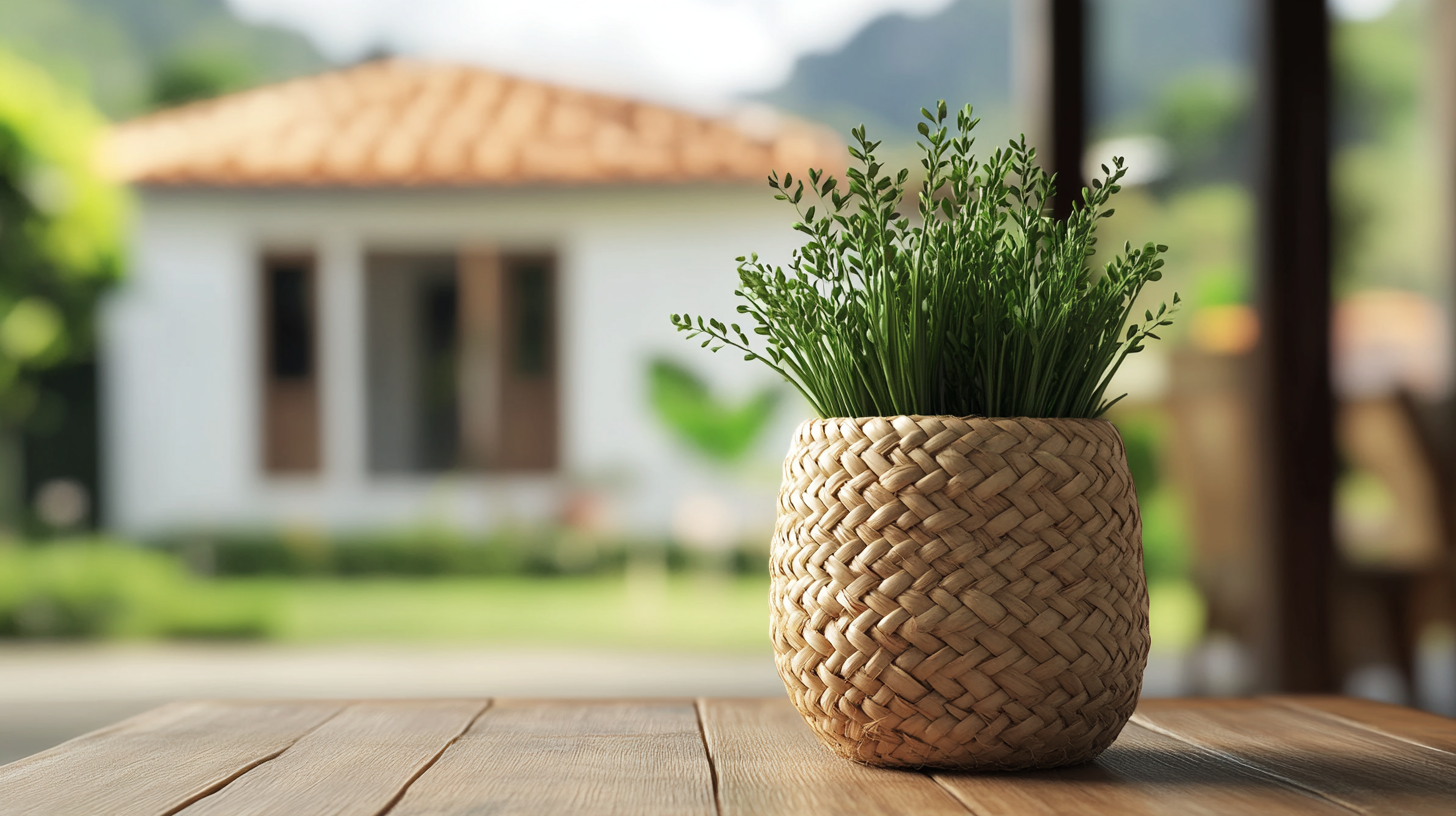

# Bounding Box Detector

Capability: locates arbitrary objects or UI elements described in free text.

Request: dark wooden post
[1014,0,1086,220]
[1256,0,1338,692]
[1048,0,1086,222]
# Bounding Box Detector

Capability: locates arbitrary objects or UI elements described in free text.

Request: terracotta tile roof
[102,59,843,188]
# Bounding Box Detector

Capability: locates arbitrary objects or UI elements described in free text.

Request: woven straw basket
[770,415,1148,770]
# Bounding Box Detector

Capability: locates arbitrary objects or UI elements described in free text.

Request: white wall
[103,185,813,537]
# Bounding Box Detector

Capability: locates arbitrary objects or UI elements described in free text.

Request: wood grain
[1272,695,1456,756]
[7,697,1455,816]
[935,720,1350,816]
[385,699,715,816]
[1135,698,1456,814]
[0,700,340,816]
[698,697,970,816]
[176,700,485,816]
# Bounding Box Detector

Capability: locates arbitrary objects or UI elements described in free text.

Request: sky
[1330,0,1402,21]
[226,0,955,109]
[228,0,1407,110]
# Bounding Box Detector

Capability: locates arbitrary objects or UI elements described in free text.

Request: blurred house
[99,58,837,536]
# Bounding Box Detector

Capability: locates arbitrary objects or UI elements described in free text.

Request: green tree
[149,50,256,109]
[1330,1,1440,295]
[0,49,126,526]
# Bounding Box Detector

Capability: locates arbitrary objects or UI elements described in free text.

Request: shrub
[0,540,271,639]
[154,527,767,579]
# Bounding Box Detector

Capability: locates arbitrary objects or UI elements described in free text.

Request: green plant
[0,540,271,639]
[672,103,1177,419]
[646,357,780,463]
[152,526,769,579]
[0,51,126,405]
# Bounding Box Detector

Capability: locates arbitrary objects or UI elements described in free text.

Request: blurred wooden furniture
[1336,391,1456,693]
[3,697,1456,814]
[1167,340,1454,696]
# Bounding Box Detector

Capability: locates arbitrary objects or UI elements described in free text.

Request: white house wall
[103,185,812,538]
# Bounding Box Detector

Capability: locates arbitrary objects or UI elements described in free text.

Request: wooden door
[457,248,558,471]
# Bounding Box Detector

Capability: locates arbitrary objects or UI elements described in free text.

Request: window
[261,254,321,474]
[365,249,558,474]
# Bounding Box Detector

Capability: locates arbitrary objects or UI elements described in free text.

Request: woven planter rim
[770,413,1149,770]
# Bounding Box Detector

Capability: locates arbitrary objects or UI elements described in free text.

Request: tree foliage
[0,49,125,424]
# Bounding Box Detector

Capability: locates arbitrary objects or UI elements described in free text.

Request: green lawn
[204,573,775,652]
[189,574,1204,653]
[3,541,1206,649]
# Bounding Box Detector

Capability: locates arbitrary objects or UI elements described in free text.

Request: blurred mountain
[1091,0,1252,132]
[759,0,1014,145]
[0,0,331,119]
[761,0,1251,144]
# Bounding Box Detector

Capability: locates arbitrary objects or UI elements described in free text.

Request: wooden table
[3,696,1455,815]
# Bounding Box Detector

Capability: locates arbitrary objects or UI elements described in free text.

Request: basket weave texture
[770,415,1148,769]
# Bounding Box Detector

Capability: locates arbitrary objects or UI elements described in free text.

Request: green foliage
[0,50,125,425]
[1107,408,1188,583]
[155,527,769,579]
[1091,182,1250,319]
[1333,1,1423,147]
[1118,414,1162,496]
[1148,69,1250,188]
[0,0,330,119]
[646,357,780,464]
[0,531,777,641]
[149,50,255,109]
[1329,2,1441,296]
[1139,488,1189,583]
[0,540,271,639]
[673,103,1177,419]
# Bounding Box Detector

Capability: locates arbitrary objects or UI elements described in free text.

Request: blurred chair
[1335,391,1456,695]
[1166,325,1456,699]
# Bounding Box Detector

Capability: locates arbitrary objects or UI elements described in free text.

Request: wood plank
[386,699,715,816]
[698,697,970,816]
[935,721,1351,816]
[1272,696,1456,756]
[1135,698,1456,814]
[176,700,485,816]
[0,700,340,816]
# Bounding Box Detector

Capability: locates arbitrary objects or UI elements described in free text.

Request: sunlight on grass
[208,574,774,652]
[197,574,1207,654]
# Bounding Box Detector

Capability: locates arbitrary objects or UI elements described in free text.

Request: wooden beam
[458,246,505,470]
[1255,0,1337,692]
[1013,0,1087,221]
[1048,0,1086,222]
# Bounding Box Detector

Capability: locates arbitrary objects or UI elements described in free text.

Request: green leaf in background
[647,358,780,465]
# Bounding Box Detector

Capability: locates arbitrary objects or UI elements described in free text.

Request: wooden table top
[3,696,1455,815]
